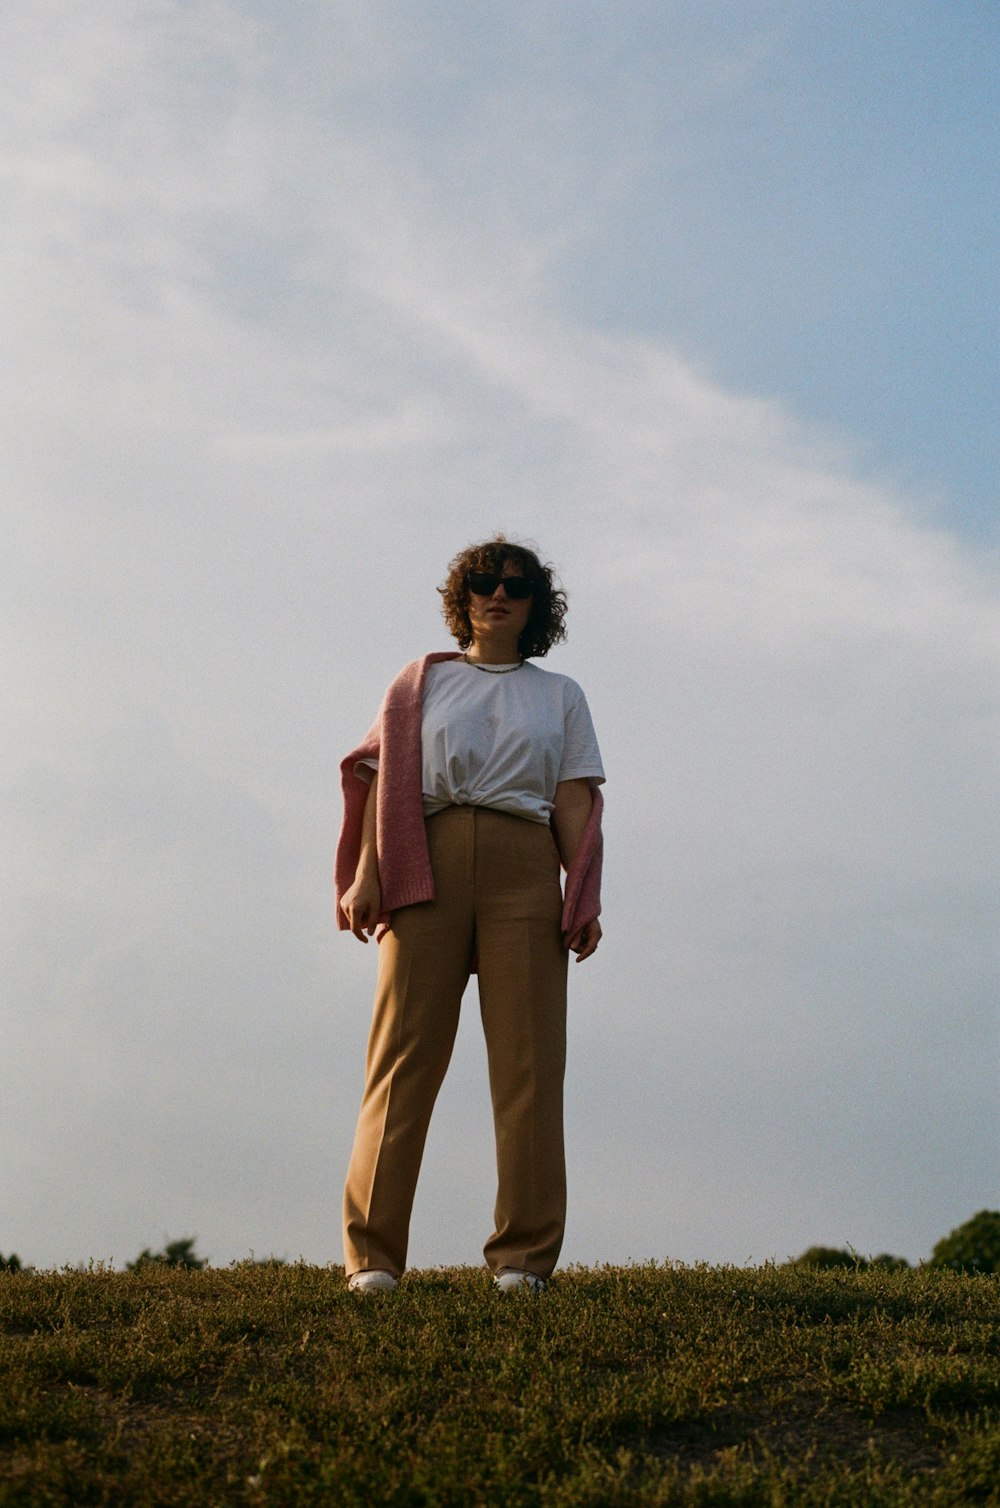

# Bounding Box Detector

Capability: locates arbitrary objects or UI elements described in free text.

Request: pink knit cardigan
[335,652,604,939]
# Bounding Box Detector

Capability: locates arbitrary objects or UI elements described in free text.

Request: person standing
[335,538,604,1293]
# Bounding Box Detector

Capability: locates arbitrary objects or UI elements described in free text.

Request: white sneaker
[493,1268,546,1294]
[347,1269,398,1293]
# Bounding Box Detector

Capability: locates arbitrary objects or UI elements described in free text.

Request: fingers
[565,920,602,961]
[341,877,382,942]
[347,903,377,942]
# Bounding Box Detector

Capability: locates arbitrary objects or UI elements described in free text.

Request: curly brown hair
[438,537,568,658]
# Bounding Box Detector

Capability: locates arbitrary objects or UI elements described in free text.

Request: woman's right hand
[340,869,382,942]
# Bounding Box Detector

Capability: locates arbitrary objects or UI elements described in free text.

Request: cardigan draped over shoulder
[335,652,603,940]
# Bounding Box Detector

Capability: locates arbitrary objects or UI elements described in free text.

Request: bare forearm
[340,773,382,941]
[551,778,593,869]
[552,778,602,960]
[356,770,379,879]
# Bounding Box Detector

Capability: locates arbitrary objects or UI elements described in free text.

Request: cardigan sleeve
[334,653,461,929]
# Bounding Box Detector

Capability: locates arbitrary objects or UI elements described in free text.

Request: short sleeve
[556,685,605,784]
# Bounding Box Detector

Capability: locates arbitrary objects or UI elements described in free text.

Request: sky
[3,0,998,1273]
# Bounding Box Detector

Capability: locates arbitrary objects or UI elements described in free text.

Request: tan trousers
[343,805,569,1280]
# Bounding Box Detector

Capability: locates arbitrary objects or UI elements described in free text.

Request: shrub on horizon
[792,1247,868,1270]
[127,1237,206,1272]
[0,1252,23,1273]
[929,1210,1000,1275]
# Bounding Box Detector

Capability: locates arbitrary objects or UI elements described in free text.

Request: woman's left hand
[565,918,602,962]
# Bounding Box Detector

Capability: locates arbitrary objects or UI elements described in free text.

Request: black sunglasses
[467,572,534,601]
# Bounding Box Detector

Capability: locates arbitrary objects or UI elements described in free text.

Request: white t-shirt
[420,659,603,823]
[358,659,605,824]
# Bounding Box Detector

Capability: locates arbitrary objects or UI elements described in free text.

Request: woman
[335,538,605,1293]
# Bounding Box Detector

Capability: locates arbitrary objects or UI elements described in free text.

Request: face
[465,564,534,652]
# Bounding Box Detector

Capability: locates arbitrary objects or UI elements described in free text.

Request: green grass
[2,1262,999,1505]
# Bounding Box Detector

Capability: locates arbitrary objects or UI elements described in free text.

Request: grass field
[2,1261,999,1505]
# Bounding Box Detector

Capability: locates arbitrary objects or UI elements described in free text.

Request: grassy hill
[2,1262,999,1505]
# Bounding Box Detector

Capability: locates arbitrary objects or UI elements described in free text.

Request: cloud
[4,0,997,1270]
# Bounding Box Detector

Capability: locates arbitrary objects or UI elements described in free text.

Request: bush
[0,1253,23,1273]
[793,1246,869,1270]
[929,1211,1000,1275]
[126,1237,206,1272]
